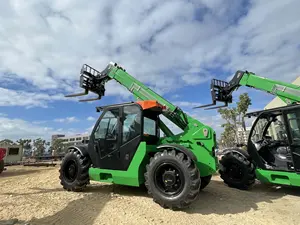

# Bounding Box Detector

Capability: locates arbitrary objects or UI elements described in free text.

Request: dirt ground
[1,166,300,225]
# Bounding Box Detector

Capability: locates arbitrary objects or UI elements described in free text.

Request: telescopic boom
[66,62,207,136]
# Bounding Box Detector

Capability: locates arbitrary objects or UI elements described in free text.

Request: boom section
[106,63,190,130]
[66,62,195,131]
[239,71,300,104]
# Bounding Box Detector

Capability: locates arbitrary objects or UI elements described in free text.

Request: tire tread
[144,148,201,209]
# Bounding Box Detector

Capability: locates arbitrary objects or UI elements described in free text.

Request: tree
[218,93,252,147]
[32,138,48,156]
[16,139,32,157]
[0,139,15,145]
[49,139,70,155]
[219,124,236,148]
[237,93,252,131]
[218,107,239,144]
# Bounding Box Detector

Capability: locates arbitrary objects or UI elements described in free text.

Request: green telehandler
[196,70,300,189]
[59,62,218,209]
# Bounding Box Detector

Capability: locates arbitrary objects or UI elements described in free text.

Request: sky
[0,0,300,141]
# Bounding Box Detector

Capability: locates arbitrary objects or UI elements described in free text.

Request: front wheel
[59,148,91,191]
[144,150,201,209]
[219,151,255,190]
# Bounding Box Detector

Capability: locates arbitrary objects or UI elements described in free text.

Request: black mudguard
[157,143,197,162]
[221,148,250,159]
[219,148,252,171]
[67,144,90,158]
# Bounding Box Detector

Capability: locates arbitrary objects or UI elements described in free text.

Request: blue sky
[0,0,300,141]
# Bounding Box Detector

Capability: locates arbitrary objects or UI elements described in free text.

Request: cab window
[144,117,156,136]
[287,111,300,143]
[122,105,142,143]
[94,109,119,140]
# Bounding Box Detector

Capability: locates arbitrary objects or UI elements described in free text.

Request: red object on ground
[0,148,6,161]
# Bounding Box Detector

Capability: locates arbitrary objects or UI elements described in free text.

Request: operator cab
[87,100,163,171]
[247,104,300,172]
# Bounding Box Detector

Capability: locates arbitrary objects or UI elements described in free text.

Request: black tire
[200,175,212,190]
[59,148,91,191]
[0,160,4,174]
[144,150,201,209]
[219,151,255,190]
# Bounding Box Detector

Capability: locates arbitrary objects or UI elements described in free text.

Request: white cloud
[53,116,78,123]
[0,87,70,108]
[222,0,300,82]
[0,114,95,141]
[87,116,95,121]
[0,0,299,139]
[0,116,77,141]
[85,125,94,134]
[104,80,132,99]
[173,101,203,108]
[32,120,47,124]
[1,0,298,103]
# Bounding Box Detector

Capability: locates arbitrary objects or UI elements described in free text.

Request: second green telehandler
[197,70,300,189]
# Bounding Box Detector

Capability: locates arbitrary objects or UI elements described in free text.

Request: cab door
[90,106,122,170]
[284,108,300,173]
[118,104,143,170]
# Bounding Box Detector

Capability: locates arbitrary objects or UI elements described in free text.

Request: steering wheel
[259,136,287,149]
[255,136,271,151]
[262,137,271,146]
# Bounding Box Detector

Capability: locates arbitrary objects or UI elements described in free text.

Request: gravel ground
[1,165,300,225]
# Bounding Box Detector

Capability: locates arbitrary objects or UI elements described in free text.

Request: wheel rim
[154,162,185,196]
[63,160,78,182]
[227,163,243,181]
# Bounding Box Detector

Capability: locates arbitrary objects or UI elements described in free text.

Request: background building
[237,126,251,144]
[51,134,65,144]
[52,134,90,146]
[0,143,23,164]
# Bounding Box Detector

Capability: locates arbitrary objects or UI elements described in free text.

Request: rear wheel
[219,151,255,190]
[0,160,4,174]
[144,150,201,209]
[59,148,91,191]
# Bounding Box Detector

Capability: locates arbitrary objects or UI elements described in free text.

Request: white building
[52,134,90,146]
[237,126,251,144]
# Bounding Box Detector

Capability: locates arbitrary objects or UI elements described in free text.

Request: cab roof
[246,103,300,118]
[96,100,165,112]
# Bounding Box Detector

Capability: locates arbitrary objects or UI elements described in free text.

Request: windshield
[250,114,288,142]
[287,110,300,142]
[250,117,269,142]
